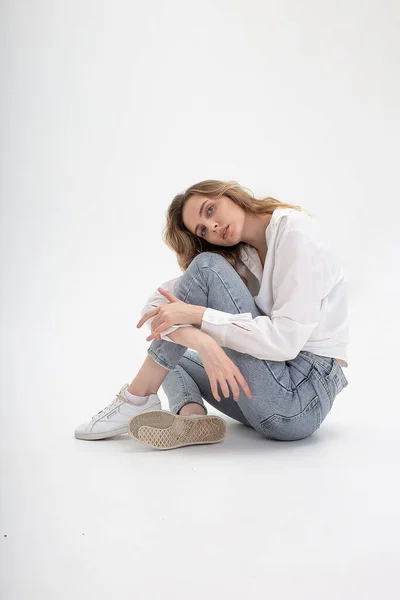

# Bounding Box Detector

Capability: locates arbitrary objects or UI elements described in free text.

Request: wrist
[192,329,216,352]
[165,324,212,350]
[194,305,207,326]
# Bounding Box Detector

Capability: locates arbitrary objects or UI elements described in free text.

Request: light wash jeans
[147,252,349,441]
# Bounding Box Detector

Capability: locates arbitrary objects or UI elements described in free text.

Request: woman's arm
[162,323,214,351]
[199,229,329,361]
[139,274,196,342]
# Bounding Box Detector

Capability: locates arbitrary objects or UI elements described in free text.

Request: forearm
[165,325,213,350]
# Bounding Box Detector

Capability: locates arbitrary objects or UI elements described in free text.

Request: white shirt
[140,208,349,367]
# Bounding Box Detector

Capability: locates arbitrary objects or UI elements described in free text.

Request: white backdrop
[1,1,399,598]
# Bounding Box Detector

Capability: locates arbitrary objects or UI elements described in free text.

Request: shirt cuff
[159,323,193,342]
[200,307,253,347]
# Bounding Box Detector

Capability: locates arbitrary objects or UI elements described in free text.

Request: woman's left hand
[136,288,203,341]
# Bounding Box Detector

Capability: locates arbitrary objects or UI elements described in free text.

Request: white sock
[123,388,152,406]
[178,410,207,417]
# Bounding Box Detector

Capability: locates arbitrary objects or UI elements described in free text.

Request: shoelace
[91,390,125,420]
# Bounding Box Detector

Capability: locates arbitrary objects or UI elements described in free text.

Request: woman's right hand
[196,338,253,402]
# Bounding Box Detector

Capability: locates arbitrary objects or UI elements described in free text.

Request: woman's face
[182,194,245,246]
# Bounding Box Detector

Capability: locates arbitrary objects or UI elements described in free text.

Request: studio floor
[1,359,399,600]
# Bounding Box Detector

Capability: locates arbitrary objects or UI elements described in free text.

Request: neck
[241,213,272,253]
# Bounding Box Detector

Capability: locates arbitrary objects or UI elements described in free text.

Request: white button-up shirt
[140,208,349,367]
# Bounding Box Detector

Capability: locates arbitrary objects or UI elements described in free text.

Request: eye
[200,205,213,237]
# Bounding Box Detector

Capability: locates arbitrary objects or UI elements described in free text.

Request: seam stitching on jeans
[200,264,242,311]
[174,366,192,402]
[174,365,207,414]
[263,361,294,394]
[147,348,174,371]
[313,369,333,403]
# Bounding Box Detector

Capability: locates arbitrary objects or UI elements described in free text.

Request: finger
[219,377,231,399]
[158,289,179,304]
[158,288,181,302]
[137,307,159,328]
[228,377,241,402]
[138,310,158,328]
[151,312,166,333]
[147,325,167,341]
[147,334,161,342]
[147,330,159,341]
[151,316,160,332]
[232,367,250,397]
[236,371,252,399]
[158,288,174,298]
[210,378,221,402]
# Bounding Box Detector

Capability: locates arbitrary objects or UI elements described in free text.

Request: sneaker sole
[75,426,129,441]
[75,401,163,440]
[127,409,227,450]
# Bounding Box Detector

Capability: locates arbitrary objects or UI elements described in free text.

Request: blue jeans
[147,252,349,441]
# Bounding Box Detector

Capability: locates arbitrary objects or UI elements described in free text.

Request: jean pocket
[313,358,349,407]
[312,354,335,376]
[260,395,322,441]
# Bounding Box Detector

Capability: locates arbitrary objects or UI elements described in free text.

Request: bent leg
[163,349,253,427]
[146,252,329,440]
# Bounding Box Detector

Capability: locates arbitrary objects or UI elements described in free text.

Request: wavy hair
[162,179,310,289]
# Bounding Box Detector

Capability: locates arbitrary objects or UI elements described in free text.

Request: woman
[75,180,349,449]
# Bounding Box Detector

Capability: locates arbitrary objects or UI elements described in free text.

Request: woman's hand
[196,338,253,403]
[136,288,203,342]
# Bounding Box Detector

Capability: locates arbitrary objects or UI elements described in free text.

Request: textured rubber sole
[127,409,227,450]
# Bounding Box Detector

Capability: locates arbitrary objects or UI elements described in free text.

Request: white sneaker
[75,383,162,440]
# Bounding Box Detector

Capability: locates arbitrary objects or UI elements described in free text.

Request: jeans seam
[147,347,175,371]
[313,368,333,404]
[313,357,335,377]
[181,354,203,368]
[199,263,242,312]
[263,361,294,394]
[261,394,320,424]
[171,364,207,415]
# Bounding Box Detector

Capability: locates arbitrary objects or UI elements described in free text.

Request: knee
[192,251,227,268]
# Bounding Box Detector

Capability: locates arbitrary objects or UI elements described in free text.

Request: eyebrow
[195,200,208,236]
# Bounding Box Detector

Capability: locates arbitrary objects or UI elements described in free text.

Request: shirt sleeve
[139,274,195,343]
[200,229,328,361]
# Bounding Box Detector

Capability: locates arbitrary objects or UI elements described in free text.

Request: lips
[222,225,229,239]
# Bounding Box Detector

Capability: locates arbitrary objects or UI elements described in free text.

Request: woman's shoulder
[276,208,323,243]
[277,207,311,227]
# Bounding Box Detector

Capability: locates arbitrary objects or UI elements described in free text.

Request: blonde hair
[162,179,310,289]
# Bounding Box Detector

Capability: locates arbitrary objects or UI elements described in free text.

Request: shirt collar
[239,208,297,282]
